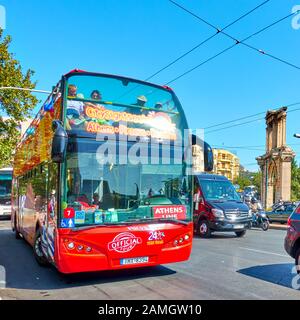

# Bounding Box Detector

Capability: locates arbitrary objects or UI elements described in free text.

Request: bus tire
[14,214,21,240]
[33,229,49,266]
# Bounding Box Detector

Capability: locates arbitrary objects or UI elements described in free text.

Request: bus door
[44,163,59,262]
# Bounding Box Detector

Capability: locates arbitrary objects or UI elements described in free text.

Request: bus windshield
[62,73,192,227]
[64,73,188,142]
[63,139,192,226]
[200,179,241,202]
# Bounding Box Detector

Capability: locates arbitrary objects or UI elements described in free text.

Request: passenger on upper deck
[129,95,147,115]
[66,84,84,118]
[154,102,163,110]
[90,90,102,101]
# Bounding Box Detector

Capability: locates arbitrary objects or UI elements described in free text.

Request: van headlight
[248,210,252,217]
[211,208,224,218]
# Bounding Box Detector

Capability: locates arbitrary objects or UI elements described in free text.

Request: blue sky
[1,0,300,171]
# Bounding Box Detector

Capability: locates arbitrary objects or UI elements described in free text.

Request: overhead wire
[165,1,300,84]
[144,0,271,81]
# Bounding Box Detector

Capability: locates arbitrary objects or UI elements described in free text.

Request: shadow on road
[194,233,240,240]
[237,263,300,290]
[0,227,176,291]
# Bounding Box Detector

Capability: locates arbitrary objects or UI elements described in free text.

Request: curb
[269,223,287,231]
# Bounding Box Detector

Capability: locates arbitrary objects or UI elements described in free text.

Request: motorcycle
[250,207,269,231]
[245,198,269,231]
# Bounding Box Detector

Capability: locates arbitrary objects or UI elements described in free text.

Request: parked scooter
[272,199,284,211]
[247,198,270,231]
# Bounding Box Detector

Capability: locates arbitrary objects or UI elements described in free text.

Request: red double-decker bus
[11,70,195,274]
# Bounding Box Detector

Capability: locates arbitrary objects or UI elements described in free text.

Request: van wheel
[14,215,21,239]
[295,248,300,274]
[235,230,246,237]
[33,229,49,266]
[198,220,211,238]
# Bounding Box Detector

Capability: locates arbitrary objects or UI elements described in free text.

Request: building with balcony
[212,149,240,181]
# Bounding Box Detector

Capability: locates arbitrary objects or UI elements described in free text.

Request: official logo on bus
[108,232,142,253]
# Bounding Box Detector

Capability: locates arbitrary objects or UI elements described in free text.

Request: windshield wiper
[71,223,120,231]
[125,217,189,226]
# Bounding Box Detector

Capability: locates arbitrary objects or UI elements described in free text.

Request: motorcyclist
[249,197,259,224]
[244,195,252,209]
[250,197,259,213]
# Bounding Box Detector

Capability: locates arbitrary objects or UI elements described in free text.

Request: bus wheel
[198,220,211,238]
[33,229,49,266]
[14,215,21,240]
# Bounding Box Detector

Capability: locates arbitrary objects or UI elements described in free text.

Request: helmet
[251,197,258,204]
[244,195,251,202]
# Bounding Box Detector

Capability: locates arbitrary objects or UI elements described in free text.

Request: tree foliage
[0,28,38,167]
[233,169,262,193]
[291,158,300,201]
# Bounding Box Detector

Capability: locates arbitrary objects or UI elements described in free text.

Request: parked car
[193,174,252,238]
[267,202,297,224]
[284,204,300,273]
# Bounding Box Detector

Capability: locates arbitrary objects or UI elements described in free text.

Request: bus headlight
[67,242,75,250]
[184,234,190,241]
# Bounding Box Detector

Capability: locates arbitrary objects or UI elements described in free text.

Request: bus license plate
[120,257,149,265]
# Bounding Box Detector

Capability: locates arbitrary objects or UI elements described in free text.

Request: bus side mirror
[204,141,214,172]
[51,120,68,163]
[191,134,214,172]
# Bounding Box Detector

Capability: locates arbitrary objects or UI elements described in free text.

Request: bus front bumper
[56,242,192,274]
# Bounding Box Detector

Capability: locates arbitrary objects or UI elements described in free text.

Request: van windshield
[200,179,241,202]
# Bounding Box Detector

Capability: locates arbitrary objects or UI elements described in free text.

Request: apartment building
[212,149,240,181]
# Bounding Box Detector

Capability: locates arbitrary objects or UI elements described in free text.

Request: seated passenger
[91,90,102,101]
[154,102,163,110]
[128,95,147,115]
[92,192,101,206]
[66,84,84,118]
[77,194,90,207]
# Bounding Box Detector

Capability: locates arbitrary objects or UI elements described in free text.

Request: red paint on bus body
[54,223,193,274]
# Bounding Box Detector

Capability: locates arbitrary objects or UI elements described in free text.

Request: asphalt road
[0,220,299,300]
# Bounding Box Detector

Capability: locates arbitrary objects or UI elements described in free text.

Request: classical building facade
[212,149,240,181]
[256,107,295,208]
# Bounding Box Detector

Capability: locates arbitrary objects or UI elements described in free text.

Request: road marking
[239,247,288,258]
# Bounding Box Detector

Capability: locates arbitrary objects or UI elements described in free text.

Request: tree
[233,168,262,195]
[291,158,300,201]
[233,175,251,190]
[252,171,262,195]
[0,28,38,167]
